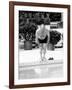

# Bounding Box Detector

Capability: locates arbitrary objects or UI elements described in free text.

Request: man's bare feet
[40,57,47,63]
[43,57,47,61]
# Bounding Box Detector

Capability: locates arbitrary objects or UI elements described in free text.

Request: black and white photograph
[9,2,70,88]
[19,11,63,79]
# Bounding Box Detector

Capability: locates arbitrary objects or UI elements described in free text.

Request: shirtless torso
[36,28,50,44]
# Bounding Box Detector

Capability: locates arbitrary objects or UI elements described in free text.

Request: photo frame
[9,1,70,88]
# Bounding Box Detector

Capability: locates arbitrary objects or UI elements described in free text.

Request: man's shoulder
[36,29,40,34]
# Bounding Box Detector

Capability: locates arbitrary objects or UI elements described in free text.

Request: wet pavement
[19,63,63,79]
[19,48,63,79]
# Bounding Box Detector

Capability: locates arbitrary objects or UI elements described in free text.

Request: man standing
[35,23,50,62]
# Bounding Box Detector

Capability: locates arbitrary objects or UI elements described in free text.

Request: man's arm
[35,31,39,45]
[46,29,50,43]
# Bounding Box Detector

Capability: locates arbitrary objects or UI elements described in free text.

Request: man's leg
[43,44,47,60]
[40,44,43,61]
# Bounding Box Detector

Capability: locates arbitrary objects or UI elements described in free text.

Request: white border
[14,6,68,85]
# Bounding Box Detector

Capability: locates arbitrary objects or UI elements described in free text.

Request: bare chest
[37,30,47,39]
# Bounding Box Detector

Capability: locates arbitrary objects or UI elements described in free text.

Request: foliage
[23,22,38,41]
[50,31,61,45]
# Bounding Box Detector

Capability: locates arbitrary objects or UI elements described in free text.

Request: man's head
[40,23,45,29]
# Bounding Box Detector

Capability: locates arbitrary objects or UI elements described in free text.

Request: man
[35,23,50,62]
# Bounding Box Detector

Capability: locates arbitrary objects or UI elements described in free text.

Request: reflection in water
[19,64,63,79]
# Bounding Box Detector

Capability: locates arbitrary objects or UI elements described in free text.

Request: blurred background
[19,11,63,50]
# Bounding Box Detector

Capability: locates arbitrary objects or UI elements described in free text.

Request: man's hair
[37,18,50,25]
[39,20,44,25]
[40,23,44,25]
